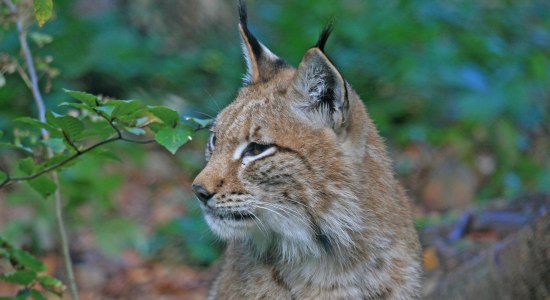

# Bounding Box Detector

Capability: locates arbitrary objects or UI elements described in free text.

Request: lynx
[192,2,421,299]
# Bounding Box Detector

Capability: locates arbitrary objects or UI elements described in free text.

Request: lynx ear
[292,25,349,130]
[238,0,288,85]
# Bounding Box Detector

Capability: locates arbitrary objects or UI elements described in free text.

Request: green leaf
[37,276,65,296]
[111,100,141,119]
[15,289,31,300]
[33,0,53,27]
[45,111,58,127]
[154,126,192,154]
[9,248,46,272]
[59,102,93,111]
[0,142,19,150]
[63,89,97,108]
[186,117,213,128]
[147,122,165,134]
[54,116,84,140]
[0,142,27,151]
[14,117,58,134]
[41,138,66,154]
[18,158,39,175]
[30,289,47,300]
[0,170,7,183]
[94,106,116,117]
[89,148,122,163]
[27,176,57,199]
[148,107,179,127]
[0,270,37,285]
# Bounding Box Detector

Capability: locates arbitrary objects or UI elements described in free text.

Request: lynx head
[192,1,370,262]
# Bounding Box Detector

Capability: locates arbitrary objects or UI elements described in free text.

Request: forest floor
[1,149,548,299]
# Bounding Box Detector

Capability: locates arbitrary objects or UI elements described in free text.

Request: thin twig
[0,135,155,188]
[4,1,80,298]
[94,109,122,138]
[4,0,47,126]
[63,131,81,154]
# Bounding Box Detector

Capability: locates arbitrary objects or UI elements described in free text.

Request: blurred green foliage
[1,0,549,269]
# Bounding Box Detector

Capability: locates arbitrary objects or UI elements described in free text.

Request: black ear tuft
[238,0,248,28]
[238,0,264,69]
[315,20,334,52]
[237,0,289,84]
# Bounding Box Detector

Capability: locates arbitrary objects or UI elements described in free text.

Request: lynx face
[193,3,421,298]
[192,9,361,260]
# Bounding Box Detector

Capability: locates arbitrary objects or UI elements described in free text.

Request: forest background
[0,0,549,298]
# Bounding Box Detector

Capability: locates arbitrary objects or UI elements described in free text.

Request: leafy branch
[1,0,78,299]
[0,89,210,191]
[0,237,66,299]
[0,2,210,299]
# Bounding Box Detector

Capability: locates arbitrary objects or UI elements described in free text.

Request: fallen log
[423,195,550,299]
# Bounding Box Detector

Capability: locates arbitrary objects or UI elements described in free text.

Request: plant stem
[52,171,79,299]
[4,1,80,298]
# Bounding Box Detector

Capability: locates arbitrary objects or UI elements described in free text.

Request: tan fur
[192,7,421,299]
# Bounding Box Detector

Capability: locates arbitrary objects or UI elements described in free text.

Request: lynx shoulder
[192,1,422,299]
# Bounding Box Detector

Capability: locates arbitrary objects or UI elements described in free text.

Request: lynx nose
[192,183,215,204]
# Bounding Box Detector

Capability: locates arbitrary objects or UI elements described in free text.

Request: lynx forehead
[192,1,421,299]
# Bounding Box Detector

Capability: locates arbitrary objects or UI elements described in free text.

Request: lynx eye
[243,142,271,157]
[209,133,216,149]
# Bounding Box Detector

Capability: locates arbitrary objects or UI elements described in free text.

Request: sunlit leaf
[0,170,7,183]
[154,125,192,154]
[95,106,116,117]
[0,270,37,285]
[186,117,213,128]
[33,0,53,27]
[37,276,66,296]
[63,89,98,108]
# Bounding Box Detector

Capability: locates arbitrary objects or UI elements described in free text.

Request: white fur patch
[260,42,278,60]
[242,146,276,166]
[233,142,249,160]
[241,42,253,84]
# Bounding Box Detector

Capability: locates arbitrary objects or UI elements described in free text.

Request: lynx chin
[192,1,422,299]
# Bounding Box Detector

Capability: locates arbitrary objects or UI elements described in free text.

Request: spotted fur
[192,2,421,299]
